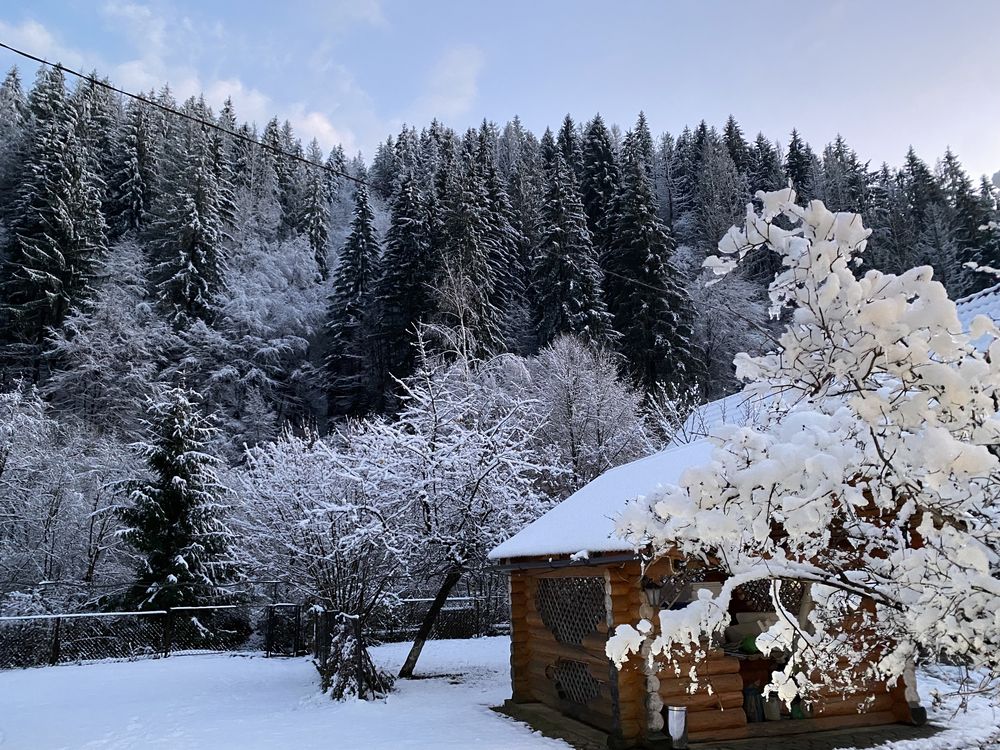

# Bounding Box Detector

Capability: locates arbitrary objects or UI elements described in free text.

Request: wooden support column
[606,565,646,749]
[509,572,533,703]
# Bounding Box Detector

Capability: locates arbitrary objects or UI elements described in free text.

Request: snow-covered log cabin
[488,431,927,747]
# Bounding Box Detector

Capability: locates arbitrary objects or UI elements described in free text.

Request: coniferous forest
[2,61,999,616]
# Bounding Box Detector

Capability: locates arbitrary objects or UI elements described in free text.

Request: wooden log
[659,672,743,697]
[660,690,745,713]
[685,707,748,734]
[527,656,611,685]
[657,656,741,677]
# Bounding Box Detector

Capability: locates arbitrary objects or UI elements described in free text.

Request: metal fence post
[264,604,274,657]
[293,605,301,656]
[49,617,61,666]
[162,609,174,657]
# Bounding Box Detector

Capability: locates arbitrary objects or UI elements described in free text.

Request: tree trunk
[398,568,463,679]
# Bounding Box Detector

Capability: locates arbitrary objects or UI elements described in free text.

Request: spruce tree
[605,145,697,389]
[437,140,508,355]
[375,172,436,390]
[120,386,234,609]
[148,121,231,325]
[580,114,621,259]
[326,184,381,416]
[785,128,814,199]
[300,139,331,278]
[0,67,26,189]
[902,147,942,232]
[631,111,655,177]
[2,66,108,353]
[110,99,156,235]
[748,133,784,195]
[539,127,558,174]
[533,155,612,347]
[694,133,746,254]
[723,115,751,176]
[556,114,582,177]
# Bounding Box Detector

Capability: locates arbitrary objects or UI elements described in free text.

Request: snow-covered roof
[488,439,715,560]
[955,283,1000,343]
[668,390,772,448]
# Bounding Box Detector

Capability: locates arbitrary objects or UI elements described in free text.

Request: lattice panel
[535,576,605,645]
[552,658,601,706]
[737,579,805,613]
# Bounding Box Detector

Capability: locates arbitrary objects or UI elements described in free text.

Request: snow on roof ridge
[488,439,715,560]
[955,282,1000,306]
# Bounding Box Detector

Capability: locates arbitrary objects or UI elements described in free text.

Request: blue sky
[1,0,999,179]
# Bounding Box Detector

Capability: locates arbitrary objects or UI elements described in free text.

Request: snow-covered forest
[1,58,999,631]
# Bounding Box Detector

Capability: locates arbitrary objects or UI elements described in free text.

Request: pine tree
[437,140,509,355]
[369,135,398,201]
[939,149,993,293]
[902,147,942,232]
[785,128,814,199]
[110,99,156,234]
[148,120,231,325]
[0,67,26,189]
[326,184,381,416]
[605,146,697,389]
[747,133,784,194]
[693,133,746,255]
[533,154,613,347]
[556,114,582,177]
[539,127,558,174]
[723,115,751,176]
[2,66,108,353]
[821,135,869,213]
[580,114,621,258]
[300,139,331,278]
[630,111,655,177]
[120,387,234,609]
[375,172,436,390]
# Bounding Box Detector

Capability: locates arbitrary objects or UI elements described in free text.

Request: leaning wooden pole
[398,569,463,679]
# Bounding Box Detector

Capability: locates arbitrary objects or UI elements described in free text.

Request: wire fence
[0,574,511,669]
[0,603,306,669]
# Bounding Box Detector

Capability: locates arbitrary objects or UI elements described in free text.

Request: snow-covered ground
[0,637,997,750]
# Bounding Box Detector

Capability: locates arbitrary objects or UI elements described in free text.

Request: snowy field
[0,637,997,750]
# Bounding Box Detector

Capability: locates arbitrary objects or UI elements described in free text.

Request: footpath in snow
[0,637,997,749]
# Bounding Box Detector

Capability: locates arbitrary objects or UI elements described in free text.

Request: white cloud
[409,44,485,123]
[0,19,89,72]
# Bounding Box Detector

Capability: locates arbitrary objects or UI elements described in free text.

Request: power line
[0,39,370,188]
[0,39,776,344]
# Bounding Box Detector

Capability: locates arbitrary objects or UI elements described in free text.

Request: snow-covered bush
[236,428,398,618]
[610,188,1000,702]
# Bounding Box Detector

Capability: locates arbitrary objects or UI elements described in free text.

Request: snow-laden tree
[0,387,135,609]
[521,335,649,496]
[46,240,177,437]
[236,429,397,617]
[2,66,107,351]
[120,387,235,609]
[345,339,551,677]
[180,233,325,451]
[609,188,1000,706]
[533,154,613,347]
